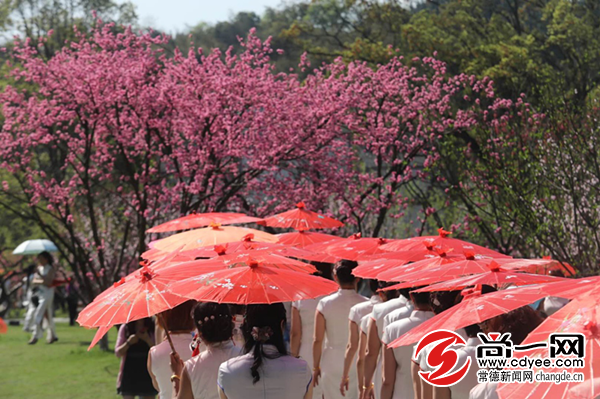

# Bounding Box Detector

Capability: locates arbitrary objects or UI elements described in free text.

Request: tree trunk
[99,334,109,352]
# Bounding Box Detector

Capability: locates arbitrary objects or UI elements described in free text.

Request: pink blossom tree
[0,23,354,301]
[0,20,510,303]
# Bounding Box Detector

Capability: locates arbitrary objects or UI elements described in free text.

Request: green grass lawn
[0,322,121,398]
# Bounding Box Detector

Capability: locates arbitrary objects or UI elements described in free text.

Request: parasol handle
[157,313,177,354]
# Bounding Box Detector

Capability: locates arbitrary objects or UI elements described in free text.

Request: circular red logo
[413,329,471,387]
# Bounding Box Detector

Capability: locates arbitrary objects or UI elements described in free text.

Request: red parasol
[169,239,311,259]
[148,242,317,274]
[87,325,111,351]
[568,379,600,399]
[77,260,193,329]
[352,247,442,279]
[532,276,600,300]
[277,230,343,248]
[81,251,317,349]
[497,290,600,399]
[141,247,164,261]
[324,233,390,261]
[169,258,339,304]
[0,317,6,334]
[389,284,553,348]
[380,255,563,290]
[380,228,509,259]
[375,247,467,282]
[147,212,261,233]
[413,261,569,292]
[258,202,343,231]
[195,252,316,274]
[149,224,277,253]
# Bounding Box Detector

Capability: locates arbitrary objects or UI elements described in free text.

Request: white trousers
[22,294,37,331]
[31,287,56,340]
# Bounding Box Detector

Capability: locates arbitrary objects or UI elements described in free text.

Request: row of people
[292,260,557,399]
[116,300,313,399]
[115,258,562,399]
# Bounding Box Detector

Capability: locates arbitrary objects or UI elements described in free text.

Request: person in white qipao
[313,260,367,399]
[169,302,241,399]
[381,291,434,399]
[218,303,313,399]
[148,300,196,399]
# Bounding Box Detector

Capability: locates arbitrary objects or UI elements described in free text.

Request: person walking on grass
[28,251,58,345]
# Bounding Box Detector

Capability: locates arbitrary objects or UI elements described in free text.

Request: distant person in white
[291,262,334,399]
[363,285,408,399]
[341,280,381,397]
[292,296,326,399]
[218,303,313,399]
[170,302,241,399]
[22,264,37,332]
[29,251,58,345]
[313,260,367,399]
[148,300,195,399]
[381,291,434,399]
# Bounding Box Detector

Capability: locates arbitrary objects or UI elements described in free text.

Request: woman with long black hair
[169,302,241,399]
[217,303,313,399]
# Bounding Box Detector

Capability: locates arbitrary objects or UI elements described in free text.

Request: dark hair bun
[335,259,358,284]
[192,302,234,344]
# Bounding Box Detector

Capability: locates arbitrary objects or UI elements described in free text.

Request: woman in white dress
[169,302,241,399]
[218,303,313,399]
[363,284,407,399]
[381,291,434,399]
[341,280,381,397]
[291,262,334,399]
[148,300,196,399]
[29,251,58,345]
[291,296,324,399]
[313,260,367,399]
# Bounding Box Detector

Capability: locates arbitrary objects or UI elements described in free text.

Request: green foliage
[288,0,600,108]
[3,0,136,58]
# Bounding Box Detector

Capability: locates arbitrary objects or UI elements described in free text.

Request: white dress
[218,344,312,399]
[31,264,56,341]
[382,310,435,399]
[186,340,241,399]
[382,303,413,332]
[469,382,498,399]
[349,295,381,325]
[293,297,324,399]
[360,314,371,335]
[150,333,193,399]
[317,289,367,399]
[369,297,408,399]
